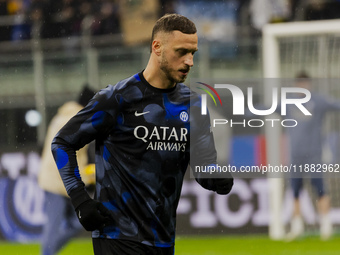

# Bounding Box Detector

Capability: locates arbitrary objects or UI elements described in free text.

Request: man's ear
[152,40,162,56]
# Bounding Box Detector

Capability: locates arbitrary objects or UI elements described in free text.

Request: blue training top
[51,72,217,247]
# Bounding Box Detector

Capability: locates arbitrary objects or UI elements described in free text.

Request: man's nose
[184,54,194,67]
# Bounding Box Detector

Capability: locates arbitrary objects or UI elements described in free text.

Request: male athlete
[286,71,340,240]
[52,14,233,254]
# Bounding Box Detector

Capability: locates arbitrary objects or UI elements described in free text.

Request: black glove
[212,178,233,195]
[197,175,233,195]
[70,186,113,231]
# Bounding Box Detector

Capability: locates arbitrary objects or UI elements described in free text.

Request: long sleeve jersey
[51,72,217,247]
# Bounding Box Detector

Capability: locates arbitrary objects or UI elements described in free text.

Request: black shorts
[92,238,174,255]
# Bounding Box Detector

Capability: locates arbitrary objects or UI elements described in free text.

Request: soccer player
[286,71,340,240]
[52,14,233,254]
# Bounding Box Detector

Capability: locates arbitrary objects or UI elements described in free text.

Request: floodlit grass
[0,239,93,255]
[0,235,339,255]
[175,235,340,255]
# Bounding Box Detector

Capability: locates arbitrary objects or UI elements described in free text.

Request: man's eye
[178,50,186,56]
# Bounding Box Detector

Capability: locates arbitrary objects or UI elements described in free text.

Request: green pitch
[0,235,339,255]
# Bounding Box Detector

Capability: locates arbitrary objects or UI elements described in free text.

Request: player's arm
[192,135,234,195]
[190,101,233,195]
[51,86,117,231]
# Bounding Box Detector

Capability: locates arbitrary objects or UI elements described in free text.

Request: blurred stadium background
[1,0,340,254]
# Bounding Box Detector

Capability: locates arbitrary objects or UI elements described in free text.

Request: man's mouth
[179,69,189,75]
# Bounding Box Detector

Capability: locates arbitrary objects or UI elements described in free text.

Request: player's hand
[75,199,113,231]
[69,186,113,231]
[196,174,233,195]
[212,178,233,195]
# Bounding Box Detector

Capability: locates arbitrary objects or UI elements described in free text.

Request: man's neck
[143,64,176,90]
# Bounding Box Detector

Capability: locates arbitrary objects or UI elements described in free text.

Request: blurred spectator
[249,0,291,31]
[10,0,31,41]
[285,71,338,241]
[93,0,121,36]
[292,0,340,21]
[38,85,96,255]
[28,0,55,38]
[2,0,340,43]
[72,0,94,36]
[49,0,79,37]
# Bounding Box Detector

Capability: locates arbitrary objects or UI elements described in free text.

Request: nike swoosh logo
[135,111,150,116]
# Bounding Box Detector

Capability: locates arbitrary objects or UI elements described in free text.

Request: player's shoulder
[111,73,141,91]
[176,83,202,108]
[97,73,141,96]
[176,83,200,99]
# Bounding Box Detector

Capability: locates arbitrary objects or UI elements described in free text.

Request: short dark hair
[150,14,197,51]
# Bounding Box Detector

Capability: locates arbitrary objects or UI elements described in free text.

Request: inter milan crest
[179,111,189,122]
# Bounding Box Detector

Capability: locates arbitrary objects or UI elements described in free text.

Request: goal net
[262,19,340,239]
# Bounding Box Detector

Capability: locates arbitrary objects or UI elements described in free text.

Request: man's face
[159,31,198,84]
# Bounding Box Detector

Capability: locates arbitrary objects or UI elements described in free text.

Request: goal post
[262,19,340,240]
[263,19,340,78]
